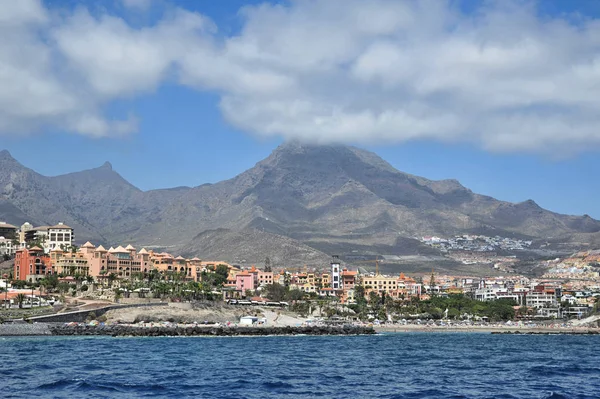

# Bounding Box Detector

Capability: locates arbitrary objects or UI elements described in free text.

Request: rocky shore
[49,324,375,337]
[0,322,52,336]
[0,322,375,337]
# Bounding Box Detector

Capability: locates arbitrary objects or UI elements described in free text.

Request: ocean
[2,333,599,398]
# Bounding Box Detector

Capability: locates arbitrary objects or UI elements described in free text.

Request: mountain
[1,144,599,270]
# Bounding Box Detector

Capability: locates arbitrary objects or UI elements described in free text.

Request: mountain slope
[0,144,599,267]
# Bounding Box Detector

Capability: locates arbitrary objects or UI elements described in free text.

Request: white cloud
[2,0,600,153]
[203,0,600,153]
[121,0,153,10]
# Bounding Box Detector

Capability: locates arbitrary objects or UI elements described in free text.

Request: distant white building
[526,292,557,309]
[24,222,74,253]
[47,223,74,251]
[331,256,341,290]
[0,236,16,256]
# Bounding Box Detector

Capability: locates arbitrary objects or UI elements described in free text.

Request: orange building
[14,246,53,282]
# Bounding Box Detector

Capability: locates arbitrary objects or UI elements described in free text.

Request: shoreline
[374,325,600,334]
[2,322,600,337]
[0,323,376,337]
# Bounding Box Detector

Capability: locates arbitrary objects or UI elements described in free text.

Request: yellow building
[50,247,90,276]
[362,275,403,298]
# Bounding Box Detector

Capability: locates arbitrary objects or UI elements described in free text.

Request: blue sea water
[1,333,599,398]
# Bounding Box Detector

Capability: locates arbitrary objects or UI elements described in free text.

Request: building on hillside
[18,222,33,246]
[526,292,558,309]
[14,246,53,282]
[0,222,17,240]
[0,236,16,256]
[23,222,74,253]
[257,270,274,287]
[24,226,49,246]
[47,223,74,251]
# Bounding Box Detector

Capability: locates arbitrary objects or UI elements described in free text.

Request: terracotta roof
[175,256,185,260]
[108,247,116,253]
[0,222,17,229]
[126,244,135,250]
[49,223,72,230]
[191,257,201,261]
[28,246,43,251]
[250,296,267,302]
[51,247,64,252]
[138,248,149,255]
[95,245,107,252]
[82,241,95,248]
[114,246,128,253]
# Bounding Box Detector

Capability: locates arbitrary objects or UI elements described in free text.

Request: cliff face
[1,144,599,264]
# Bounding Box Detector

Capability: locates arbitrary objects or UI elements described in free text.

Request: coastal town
[1,221,600,327]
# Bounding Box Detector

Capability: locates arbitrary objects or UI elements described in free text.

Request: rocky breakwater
[49,324,375,337]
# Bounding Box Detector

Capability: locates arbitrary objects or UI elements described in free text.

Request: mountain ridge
[1,145,598,269]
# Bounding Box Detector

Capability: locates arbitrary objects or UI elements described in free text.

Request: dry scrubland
[104,303,306,326]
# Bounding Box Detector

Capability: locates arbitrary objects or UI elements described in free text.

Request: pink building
[257,271,274,286]
[79,242,151,279]
[236,271,255,294]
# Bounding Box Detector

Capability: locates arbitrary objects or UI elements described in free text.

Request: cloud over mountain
[2,0,600,153]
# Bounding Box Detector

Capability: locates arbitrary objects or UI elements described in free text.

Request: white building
[526,292,557,309]
[0,236,16,256]
[47,223,74,252]
[331,256,341,290]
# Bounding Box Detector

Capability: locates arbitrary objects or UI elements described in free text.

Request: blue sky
[2,0,600,218]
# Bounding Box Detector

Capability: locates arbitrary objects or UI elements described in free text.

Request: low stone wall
[48,324,376,337]
[116,298,166,305]
[26,303,169,323]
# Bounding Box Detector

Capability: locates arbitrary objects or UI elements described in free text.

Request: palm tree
[107,273,117,288]
[113,289,122,303]
[16,293,26,309]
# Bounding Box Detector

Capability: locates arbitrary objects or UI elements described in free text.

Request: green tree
[16,293,26,309]
[264,283,288,301]
[354,283,367,306]
[11,280,28,289]
[264,257,272,272]
[107,273,118,288]
[114,289,122,303]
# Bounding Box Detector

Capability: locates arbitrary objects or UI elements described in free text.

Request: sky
[2,0,600,218]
